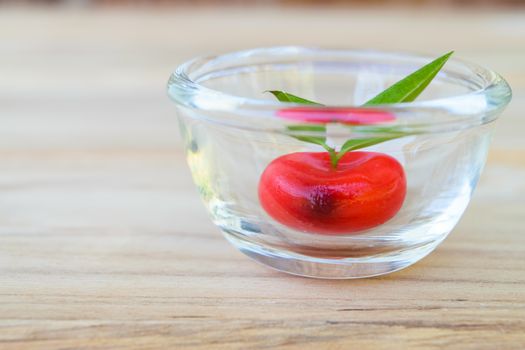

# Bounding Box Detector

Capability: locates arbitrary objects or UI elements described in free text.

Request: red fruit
[277,107,395,125]
[258,151,406,234]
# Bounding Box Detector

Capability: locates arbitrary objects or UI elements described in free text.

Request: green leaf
[286,124,337,167]
[269,94,336,164]
[351,125,409,135]
[287,124,327,144]
[334,136,401,164]
[364,51,454,105]
[266,90,322,105]
[267,52,453,168]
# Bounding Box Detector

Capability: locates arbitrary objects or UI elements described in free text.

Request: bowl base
[224,231,441,279]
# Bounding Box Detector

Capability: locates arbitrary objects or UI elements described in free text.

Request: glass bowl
[167,47,511,279]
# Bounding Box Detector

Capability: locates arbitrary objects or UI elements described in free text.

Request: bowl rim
[167,46,512,133]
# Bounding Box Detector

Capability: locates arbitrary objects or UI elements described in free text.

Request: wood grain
[0,6,524,350]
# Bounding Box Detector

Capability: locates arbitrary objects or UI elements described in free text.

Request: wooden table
[1,6,524,349]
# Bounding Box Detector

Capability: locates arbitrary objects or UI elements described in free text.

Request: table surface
[1,6,524,350]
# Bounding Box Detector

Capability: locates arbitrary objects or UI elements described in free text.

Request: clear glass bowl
[167,47,511,279]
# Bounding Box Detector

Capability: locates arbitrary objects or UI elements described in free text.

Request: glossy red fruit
[258,151,406,234]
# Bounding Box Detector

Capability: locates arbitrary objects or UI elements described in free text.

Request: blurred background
[1,0,524,6]
[0,0,524,230]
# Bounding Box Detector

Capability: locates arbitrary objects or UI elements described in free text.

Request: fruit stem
[320,144,338,169]
[329,149,338,169]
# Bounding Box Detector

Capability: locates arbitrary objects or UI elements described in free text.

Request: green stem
[320,143,338,169]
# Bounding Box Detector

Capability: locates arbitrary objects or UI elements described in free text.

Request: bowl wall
[169,47,510,278]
